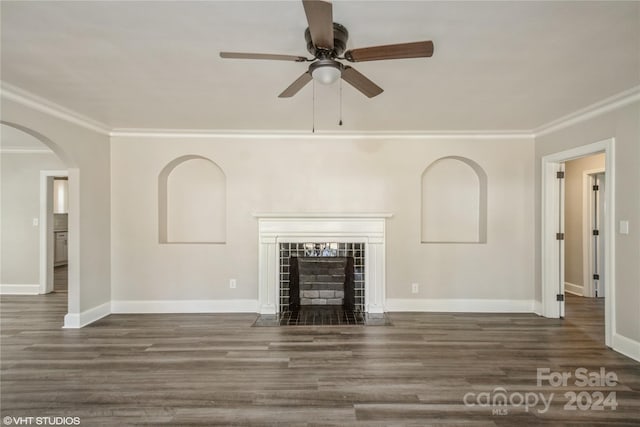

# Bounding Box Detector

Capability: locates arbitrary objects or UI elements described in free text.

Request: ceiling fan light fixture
[220,1,434,98]
[310,60,342,85]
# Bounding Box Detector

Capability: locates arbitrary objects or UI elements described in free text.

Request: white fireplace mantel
[253,213,392,315]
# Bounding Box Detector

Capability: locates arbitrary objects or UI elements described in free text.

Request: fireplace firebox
[279,242,365,313]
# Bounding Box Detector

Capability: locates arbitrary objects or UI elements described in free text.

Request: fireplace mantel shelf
[253,212,393,219]
[255,214,390,315]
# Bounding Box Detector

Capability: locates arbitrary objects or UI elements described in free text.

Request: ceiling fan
[220,0,434,98]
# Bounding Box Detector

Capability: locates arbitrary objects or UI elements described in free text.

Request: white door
[558,164,566,317]
[592,173,605,298]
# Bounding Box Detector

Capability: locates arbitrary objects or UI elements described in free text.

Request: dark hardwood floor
[1,293,638,425]
[54,265,68,293]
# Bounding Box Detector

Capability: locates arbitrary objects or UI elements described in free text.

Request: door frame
[582,168,606,298]
[541,138,615,347]
[39,170,68,294]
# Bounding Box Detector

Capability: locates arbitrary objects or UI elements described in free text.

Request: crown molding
[109,85,640,139]
[2,80,638,140]
[533,85,640,138]
[109,128,533,140]
[1,82,111,135]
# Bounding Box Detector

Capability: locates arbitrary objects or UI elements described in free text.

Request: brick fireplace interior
[291,256,354,309]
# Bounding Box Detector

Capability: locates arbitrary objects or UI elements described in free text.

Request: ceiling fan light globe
[312,65,341,85]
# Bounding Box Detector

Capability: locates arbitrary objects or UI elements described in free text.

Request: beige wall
[0,150,65,284]
[535,101,640,342]
[111,136,535,303]
[1,97,111,314]
[564,153,606,289]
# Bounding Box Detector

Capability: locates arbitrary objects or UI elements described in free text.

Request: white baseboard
[111,299,259,314]
[0,284,40,295]
[63,301,111,328]
[533,300,542,316]
[385,298,536,313]
[612,333,640,362]
[62,299,259,328]
[564,281,584,296]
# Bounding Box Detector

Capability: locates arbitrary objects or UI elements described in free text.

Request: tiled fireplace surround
[254,214,390,315]
[279,243,366,312]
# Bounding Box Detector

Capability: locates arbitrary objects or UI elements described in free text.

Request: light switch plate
[32,218,39,226]
[619,220,629,235]
[229,279,237,289]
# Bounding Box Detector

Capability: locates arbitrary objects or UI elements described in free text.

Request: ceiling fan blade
[341,66,383,98]
[344,41,434,62]
[302,0,334,50]
[220,52,307,62]
[278,72,313,98]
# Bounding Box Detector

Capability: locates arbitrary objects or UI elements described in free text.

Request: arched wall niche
[158,155,226,244]
[420,156,487,244]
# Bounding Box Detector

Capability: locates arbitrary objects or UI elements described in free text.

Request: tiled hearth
[253,307,391,327]
[273,306,365,326]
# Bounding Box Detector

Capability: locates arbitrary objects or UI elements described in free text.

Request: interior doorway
[561,154,606,340]
[541,138,615,347]
[40,171,69,295]
[52,177,69,294]
[563,154,606,299]
[1,121,80,327]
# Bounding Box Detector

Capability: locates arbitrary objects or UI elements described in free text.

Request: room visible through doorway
[52,177,69,295]
[562,153,606,341]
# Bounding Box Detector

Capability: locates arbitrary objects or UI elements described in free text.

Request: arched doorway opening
[0,121,79,324]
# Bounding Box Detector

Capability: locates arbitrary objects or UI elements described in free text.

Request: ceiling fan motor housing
[305,22,348,57]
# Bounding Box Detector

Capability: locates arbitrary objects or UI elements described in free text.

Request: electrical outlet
[411,283,419,294]
[229,279,237,289]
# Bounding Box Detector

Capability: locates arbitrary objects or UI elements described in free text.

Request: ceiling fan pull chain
[312,80,316,133]
[339,78,343,126]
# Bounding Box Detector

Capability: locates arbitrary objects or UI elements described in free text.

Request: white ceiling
[1,1,638,132]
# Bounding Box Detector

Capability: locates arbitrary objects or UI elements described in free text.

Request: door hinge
[556,294,565,302]
[593,229,599,236]
[556,233,565,240]
[593,274,600,280]
[593,184,599,191]
[557,171,565,179]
